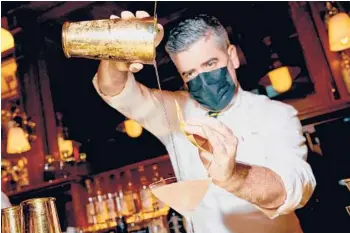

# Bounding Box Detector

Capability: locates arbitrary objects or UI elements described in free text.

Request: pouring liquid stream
[152,60,183,181]
[153,60,197,233]
[152,3,196,231]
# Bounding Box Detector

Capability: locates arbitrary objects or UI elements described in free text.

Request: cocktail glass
[150,177,211,233]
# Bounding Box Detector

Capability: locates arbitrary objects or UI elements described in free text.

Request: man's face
[169,35,240,85]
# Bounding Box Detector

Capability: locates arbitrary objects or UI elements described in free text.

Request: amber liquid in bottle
[138,165,154,214]
[85,179,97,227]
[106,174,118,227]
[94,177,110,226]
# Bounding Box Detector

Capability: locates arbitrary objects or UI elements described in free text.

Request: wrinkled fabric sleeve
[236,104,316,219]
[92,72,185,144]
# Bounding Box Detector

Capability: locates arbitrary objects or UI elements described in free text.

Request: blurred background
[1,1,350,233]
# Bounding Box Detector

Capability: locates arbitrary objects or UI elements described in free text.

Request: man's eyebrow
[201,57,218,66]
[181,57,218,76]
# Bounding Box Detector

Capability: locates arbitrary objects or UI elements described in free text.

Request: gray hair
[165,14,229,54]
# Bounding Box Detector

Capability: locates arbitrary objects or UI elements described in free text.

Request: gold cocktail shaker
[62,17,159,64]
[21,197,62,233]
[1,205,23,233]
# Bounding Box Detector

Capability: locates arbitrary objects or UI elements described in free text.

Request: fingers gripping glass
[175,100,211,153]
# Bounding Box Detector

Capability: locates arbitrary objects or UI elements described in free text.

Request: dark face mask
[187,66,236,112]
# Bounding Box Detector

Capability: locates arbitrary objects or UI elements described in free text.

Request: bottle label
[140,188,153,212]
[95,200,109,223]
[124,192,136,215]
[85,203,95,224]
[107,198,117,220]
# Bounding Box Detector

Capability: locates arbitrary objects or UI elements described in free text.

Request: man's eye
[185,72,195,80]
[206,61,215,67]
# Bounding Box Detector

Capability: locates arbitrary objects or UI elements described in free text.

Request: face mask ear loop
[226,54,240,95]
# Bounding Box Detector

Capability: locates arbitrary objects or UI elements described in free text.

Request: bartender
[92,11,316,233]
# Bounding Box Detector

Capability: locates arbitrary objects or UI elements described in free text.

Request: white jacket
[93,72,316,233]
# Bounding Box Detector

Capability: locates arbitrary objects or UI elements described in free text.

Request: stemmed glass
[150,177,211,233]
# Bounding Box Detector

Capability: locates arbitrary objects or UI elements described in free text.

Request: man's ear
[227,45,240,69]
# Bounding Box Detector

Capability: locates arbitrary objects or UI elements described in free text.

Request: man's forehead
[171,36,224,71]
[203,31,214,42]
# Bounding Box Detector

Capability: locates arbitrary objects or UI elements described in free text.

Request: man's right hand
[97,11,164,96]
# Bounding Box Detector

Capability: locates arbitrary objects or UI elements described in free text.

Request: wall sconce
[326,3,350,94]
[328,12,350,52]
[2,103,36,154]
[6,122,31,154]
[1,28,14,53]
[261,37,298,94]
[124,119,143,138]
[268,66,293,93]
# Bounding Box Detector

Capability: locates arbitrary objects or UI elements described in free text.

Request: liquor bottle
[106,174,118,227]
[151,164,169,215]
[167,209,186,233]
[94,177,109,226]
[114,178,129,217]
[123,171,138,217]
[129,169,143,224]
[85,179,97,227]
[43,155,56,182]
[138,165,154,213]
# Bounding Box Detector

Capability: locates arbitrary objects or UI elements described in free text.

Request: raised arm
[92,11,185,142]
[93,70,186,142]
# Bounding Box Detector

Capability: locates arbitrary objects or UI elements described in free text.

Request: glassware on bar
[150,177,211,233]
[21,197,62,233]
[1,205,22,233]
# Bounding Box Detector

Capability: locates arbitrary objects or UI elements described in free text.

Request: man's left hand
[183,117,238,183]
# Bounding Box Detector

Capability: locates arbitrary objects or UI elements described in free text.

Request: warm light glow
[58,136,74,156]
[7,127,31,154]
[268,67,293,93]
[1,28,15,53]
[1,58,18,99]
[124,119,143,138]
[328,12,350,52]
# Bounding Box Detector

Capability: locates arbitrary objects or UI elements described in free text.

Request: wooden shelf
[6,155,170,199]
[8,176,80,198]
[6,155,173,230]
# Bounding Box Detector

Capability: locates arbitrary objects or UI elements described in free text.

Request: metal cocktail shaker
[21,197,62,233]
[1,205,23,233]
[62,17,159,64]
